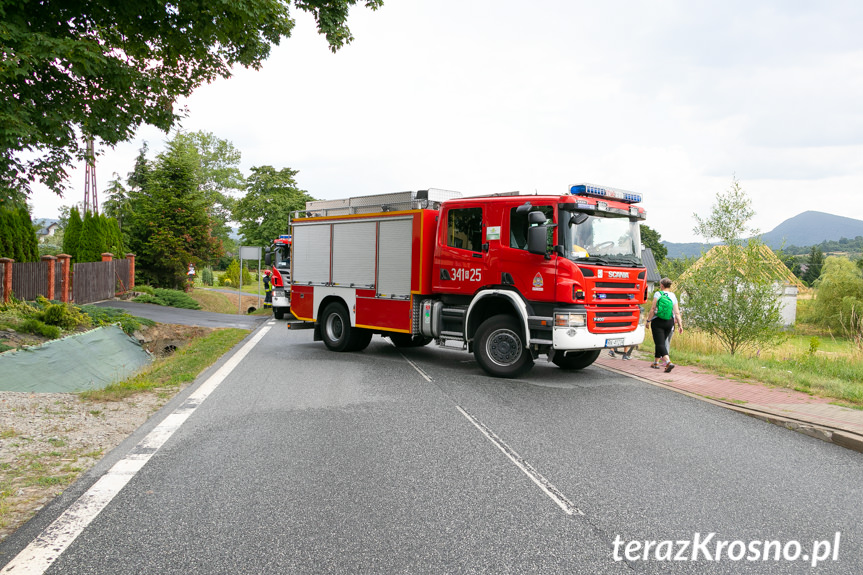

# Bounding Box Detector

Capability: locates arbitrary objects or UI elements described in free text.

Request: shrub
[38,300,91,330]
[79,305,155,335]
[201,266,214,286]
[132,288,201,310]
[20,318,61,339]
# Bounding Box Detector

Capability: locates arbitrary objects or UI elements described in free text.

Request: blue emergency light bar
[278,235,292,240]
[569,183,643,204]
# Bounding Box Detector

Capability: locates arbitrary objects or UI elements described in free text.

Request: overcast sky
[28,0,863,243]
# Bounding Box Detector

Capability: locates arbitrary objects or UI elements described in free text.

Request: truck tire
[347,328,373,352]
[474,314,534,378]
[552,349,601,370]
[389,333,433,348]
[273,308,285,320]
[321,303,354,352]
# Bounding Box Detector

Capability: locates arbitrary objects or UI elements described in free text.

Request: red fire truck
[264,235,292,319]
[288,185,648,378]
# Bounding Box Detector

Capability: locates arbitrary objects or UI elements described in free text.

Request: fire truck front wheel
[474,314,534,378]
[321,302,371,352]
[552,349,601,370]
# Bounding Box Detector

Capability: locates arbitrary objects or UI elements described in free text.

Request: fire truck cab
[264,235,291,319]
[288,185,648,378]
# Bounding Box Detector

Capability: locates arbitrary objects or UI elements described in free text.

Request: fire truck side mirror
[527,226,547,256]
[264,252,272,266]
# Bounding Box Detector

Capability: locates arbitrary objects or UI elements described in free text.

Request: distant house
[34,219,60,237]
[641,248,662,291]
[679,244,806,326]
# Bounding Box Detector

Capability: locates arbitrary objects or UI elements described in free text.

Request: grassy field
[640,326,863,408]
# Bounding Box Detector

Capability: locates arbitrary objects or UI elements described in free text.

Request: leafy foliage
[221,259,252,287]
[0,205,39,261]
[679,178,785,355]
[233,166,315,246]
[640,224,667,263]
[808,257,863,336]
[1,0,383,196]
[201,267,214,286]
[802,246,825,286]
[62,207,83,261]
[125,139,221,288]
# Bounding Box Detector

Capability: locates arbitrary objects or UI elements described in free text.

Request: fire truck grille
[590,309,639,333]
[595,282,637,289]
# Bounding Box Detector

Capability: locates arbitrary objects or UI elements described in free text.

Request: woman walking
[645,277,683,372]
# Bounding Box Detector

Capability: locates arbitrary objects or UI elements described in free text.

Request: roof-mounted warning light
[569,183,643,204]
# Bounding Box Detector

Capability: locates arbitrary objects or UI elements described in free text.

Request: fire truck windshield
[273,245,290,271]
[564,213,642,266]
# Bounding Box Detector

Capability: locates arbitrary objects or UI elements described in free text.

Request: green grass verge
[641,329,863,407]
[80,328,249,401]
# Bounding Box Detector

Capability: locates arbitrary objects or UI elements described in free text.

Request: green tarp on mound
[0,325,152,393]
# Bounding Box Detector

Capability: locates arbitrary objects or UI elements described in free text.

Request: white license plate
[605,338,624,347]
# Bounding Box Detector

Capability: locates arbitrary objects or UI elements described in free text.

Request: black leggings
[651,317,674,358]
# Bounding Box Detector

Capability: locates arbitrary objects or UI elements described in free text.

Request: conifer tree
[77,210,103,262]
[63,207,83,262]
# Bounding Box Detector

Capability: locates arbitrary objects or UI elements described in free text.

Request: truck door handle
[440,269,451,280]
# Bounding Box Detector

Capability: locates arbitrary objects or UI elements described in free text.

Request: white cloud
[28,0,863,244]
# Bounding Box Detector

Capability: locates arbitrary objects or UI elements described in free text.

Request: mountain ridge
[663,211,863,259]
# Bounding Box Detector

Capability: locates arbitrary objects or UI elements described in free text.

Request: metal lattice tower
[83,137,98,214]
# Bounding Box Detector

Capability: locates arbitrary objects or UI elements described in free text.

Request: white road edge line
[1,324,273,575]
[456,406,582,516]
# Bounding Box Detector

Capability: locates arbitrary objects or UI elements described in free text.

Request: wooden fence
[0,254,135,305]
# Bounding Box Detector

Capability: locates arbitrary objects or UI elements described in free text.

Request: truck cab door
[433,204,489,295]
[499,204,558,303]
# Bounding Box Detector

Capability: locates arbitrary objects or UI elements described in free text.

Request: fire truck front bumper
[552,323,645,351]
[273,290,290,309]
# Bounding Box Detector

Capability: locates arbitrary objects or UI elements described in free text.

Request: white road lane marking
[1,324,273,575]
[456,406,582,516]
[391,341,581,516]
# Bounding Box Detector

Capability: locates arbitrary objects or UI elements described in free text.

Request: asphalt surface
[2,321,861,574]
[92,300,268,330]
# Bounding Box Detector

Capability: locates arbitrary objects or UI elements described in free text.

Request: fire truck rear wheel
[474,314,534,378]
[552,349,601,370]
[321,303,354,352]
[348,329,372,352]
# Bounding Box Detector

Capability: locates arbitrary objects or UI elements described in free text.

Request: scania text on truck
[264,235,291,319]
[287,184,648,378]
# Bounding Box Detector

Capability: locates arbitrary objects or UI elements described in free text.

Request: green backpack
[656,291,674,320]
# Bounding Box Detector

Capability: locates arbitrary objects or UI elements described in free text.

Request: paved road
[2,323,861,574]
[92,300,268,330]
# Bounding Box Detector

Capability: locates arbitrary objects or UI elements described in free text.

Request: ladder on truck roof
[296,188,462,218]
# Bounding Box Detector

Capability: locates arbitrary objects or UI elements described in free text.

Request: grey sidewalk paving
[596,352,863,453]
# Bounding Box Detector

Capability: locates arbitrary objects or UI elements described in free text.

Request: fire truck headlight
[555,313,586,328]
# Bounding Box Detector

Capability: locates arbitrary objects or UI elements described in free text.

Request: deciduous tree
[233,166,315,246]
[679,178,785,355]
[1,0,383,196]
